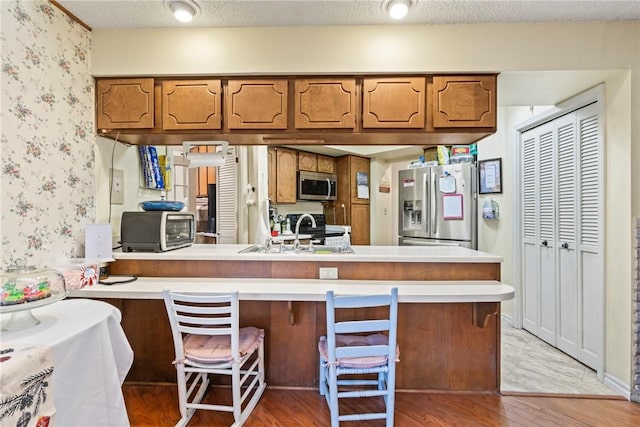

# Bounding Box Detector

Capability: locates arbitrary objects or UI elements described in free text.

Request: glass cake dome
[0,265,68,331]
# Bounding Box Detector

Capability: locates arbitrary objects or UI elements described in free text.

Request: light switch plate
[110,168,124,204]
[319,267,338,280]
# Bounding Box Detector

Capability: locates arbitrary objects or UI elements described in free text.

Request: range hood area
[95,74,497,148]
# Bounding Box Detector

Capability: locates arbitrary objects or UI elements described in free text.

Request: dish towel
[0,344,56,427]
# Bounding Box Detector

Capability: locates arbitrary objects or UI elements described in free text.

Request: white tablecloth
[1,299,134,426]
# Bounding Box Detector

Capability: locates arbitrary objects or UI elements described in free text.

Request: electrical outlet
[319,267,338,280]
[111,168,124,204]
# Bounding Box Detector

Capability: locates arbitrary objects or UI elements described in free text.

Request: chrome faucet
[294,213,316,252]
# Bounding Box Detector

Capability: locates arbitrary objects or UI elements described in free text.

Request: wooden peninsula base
[81,244,510,393]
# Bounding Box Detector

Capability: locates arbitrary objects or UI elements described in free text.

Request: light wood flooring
[123,384,640,426]
[501,320,618,395]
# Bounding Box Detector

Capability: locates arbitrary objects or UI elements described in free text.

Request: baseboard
[604,372,631,400]
[500,313,514,326]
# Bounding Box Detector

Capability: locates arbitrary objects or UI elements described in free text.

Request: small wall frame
[479,158,502,194]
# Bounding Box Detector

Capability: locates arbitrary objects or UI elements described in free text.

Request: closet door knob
[541,240,548,247]
[561,242,569,249]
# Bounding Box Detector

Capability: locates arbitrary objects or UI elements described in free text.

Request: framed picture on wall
[479,158,502,194]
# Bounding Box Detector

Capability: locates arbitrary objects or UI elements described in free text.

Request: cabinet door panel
[349,156,370,205]
[298,151,317,172]
[294,78,356,129]
[268,147,277,201]
[362,77,425,129]
[351,204,370,245]
[162,80,221,130]
[97,78,154,129]
[227,80,288,129]
[276,148,297,203]
[432,75,496,128]
[317,154,335,174]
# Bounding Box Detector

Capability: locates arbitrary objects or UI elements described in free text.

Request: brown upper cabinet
[362,77,426,129]
[162,80,222,130]
[294,78,357,129]
[298,151,336,174]
[432,75,496,128]
[226,80,288,129]
[269,147,297,203]
[298,151,317,172]
[96,78,154,129]
[317,154,335,174]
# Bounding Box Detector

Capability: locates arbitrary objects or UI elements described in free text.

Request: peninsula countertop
[69,277,514,303]
[113,243,503,263]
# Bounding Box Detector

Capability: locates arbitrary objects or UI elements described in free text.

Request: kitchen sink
[237,245,354,255]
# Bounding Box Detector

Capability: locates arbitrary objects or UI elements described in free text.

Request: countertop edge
[69,278,514,303]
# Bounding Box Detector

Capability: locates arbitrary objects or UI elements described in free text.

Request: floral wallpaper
[1,0,94,269]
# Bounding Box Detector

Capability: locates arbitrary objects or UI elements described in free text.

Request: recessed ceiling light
[386,0,412,20]
[164,0,201,23]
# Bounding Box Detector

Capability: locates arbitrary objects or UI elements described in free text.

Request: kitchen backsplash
[1,0,94,269]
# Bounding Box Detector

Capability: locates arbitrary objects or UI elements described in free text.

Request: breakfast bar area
[70,244,513,393]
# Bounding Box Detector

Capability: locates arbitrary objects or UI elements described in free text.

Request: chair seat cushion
[318,334,400,369]
[184,327,264,364]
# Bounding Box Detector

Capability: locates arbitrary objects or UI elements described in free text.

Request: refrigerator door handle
[431,171,437,234]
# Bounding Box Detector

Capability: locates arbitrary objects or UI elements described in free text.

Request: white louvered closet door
[556,113,579,358]
[521,129,540,335]
[217,146,238,244]
[519,100,603,372]
[576,103,603,369]
[537,123,557,345]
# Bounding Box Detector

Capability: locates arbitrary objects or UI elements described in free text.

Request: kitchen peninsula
[72,244,512,392]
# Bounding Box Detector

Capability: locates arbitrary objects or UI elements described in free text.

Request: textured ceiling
[57,0,640,30]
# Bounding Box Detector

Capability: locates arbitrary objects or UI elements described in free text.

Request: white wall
[88,22,640,387]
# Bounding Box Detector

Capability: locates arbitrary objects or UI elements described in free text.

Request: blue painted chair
[162,289,266,427]
[318,287,399,426]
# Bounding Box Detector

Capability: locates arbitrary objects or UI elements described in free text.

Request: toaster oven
[121,211,195,252]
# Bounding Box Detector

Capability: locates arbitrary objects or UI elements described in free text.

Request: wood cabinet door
[298,151,317,172]
[226,80,288,129]
[349,155,370,205]
[362,77,425,129]
[317,154,335,174]
[162,80,221,130]
[350,204,370,245]
[276,147,297,203]
[268,147,277,201]
[294,78,357,129]
[432,75,496,128]
[96,78,154,129]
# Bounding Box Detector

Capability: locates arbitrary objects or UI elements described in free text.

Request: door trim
[512,83,605,378]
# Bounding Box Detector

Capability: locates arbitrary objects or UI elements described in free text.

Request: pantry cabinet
[96,78,154,129]
[294,78,357,129]
[335,155,370,245]
[432,75,496,128]
[226,79,288,129]
[362,77,425,129]
[162,80,222,130]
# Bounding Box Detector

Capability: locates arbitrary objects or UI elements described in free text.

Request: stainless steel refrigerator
[398,163,477,249]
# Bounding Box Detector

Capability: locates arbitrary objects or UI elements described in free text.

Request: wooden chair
[318,287,399,426]
[162,289,266,427]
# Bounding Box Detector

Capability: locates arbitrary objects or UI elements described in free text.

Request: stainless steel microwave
[121,211,195,252]
[298,171,337,201]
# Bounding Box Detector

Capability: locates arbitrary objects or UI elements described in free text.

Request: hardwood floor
[123,384,640,426]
